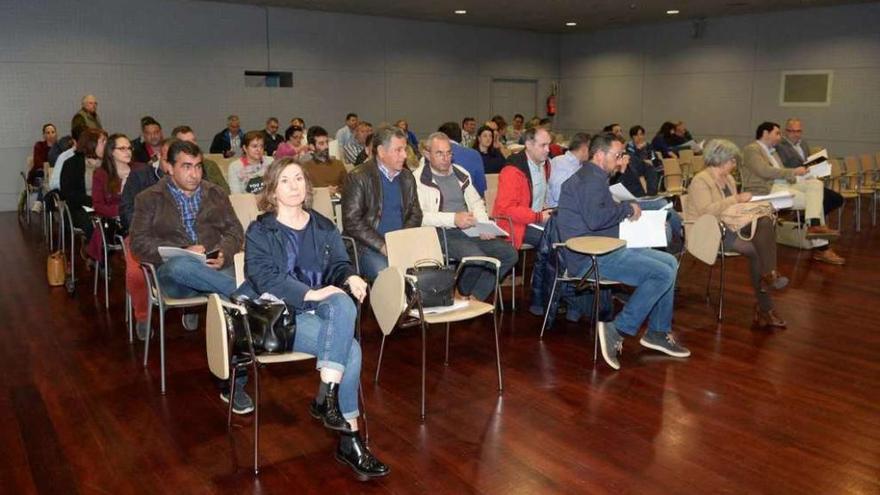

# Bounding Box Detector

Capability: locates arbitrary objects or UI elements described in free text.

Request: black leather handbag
[228,297,297,355]
[406,259,456,308]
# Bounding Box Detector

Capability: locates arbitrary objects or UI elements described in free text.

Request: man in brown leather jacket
[341,125,422,280]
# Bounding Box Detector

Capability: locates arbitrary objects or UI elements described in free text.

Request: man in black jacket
[131,116,163,164]
[341,125,422,280]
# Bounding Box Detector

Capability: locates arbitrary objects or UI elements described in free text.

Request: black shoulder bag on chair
[228,296,297,355]
[406,259,456,308]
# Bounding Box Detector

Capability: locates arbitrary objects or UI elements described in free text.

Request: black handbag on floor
[228,296,297,355]
[406,259,456,308]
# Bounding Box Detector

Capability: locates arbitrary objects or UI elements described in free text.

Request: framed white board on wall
[779,70,833,107]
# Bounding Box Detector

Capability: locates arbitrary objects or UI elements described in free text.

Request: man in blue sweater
[556,133,690,370]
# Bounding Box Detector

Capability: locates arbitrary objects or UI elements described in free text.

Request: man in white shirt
[49,126,84,191]
[461,117,477,148]
[414,132,517,300]
[335,113,359,151]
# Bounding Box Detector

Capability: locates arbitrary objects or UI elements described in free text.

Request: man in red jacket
[492,126,552,249]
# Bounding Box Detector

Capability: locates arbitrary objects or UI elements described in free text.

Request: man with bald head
[72,94,102,130]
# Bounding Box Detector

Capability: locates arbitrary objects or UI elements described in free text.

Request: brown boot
[806,225,840,239]
[812,248,846,265]
[754,306,787,329]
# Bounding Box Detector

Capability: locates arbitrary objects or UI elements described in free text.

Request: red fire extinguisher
[546,94,557,117]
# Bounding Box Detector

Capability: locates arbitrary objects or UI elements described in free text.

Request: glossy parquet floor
[1,211,878,495]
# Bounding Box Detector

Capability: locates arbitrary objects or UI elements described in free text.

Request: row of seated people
[40,113,849,481]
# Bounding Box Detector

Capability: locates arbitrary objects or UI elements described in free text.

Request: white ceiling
[209,0,873,32]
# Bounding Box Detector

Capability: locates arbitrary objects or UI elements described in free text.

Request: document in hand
[751,191,794,210]
[610,183,637,202]
[462,221,508,238]
[618,210,668,248]
[158,246,207,264]
[803,149,828,167]
[804,161,831,179]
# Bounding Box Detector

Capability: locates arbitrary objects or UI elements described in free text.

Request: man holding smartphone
[130,140,244,315]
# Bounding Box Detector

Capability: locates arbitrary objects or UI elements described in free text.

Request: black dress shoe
[336,431,390,480]
[308,382,350,432]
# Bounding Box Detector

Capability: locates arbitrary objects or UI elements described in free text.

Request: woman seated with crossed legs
[685,139,789,329]
[240,157,389,480]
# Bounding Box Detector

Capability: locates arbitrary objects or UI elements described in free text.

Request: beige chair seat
[256,352,314,364]
[565,236,626,256]
[164,295,209,307]
[422,300,494,324]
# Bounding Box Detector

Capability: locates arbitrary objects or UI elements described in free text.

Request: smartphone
[205,248,220,260]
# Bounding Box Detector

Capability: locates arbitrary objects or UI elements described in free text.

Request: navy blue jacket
[556,162,633,273]
[452,141,487,197]
[210,128,245,155]
[237,211,356,311]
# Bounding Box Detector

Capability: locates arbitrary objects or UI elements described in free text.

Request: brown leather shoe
[812,248,846,265]
[760,270,789,291]
[754,307,787,329]
[805,225,841,239]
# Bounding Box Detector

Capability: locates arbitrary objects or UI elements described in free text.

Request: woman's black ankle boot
[309,382,349,432]
[336,431,390,480]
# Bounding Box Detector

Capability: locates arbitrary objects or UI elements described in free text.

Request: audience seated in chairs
[131,116,163,165]
[473,125,506,174]
[130,139,245,408]
[395,119,419,150]
[341,125,422,281]
[506,113,525,145]
[651,121,679,159]
[461,117,477,148]
[209,114,244,158]
[556,133,690,370]
[236,157,389,480]
[686,138,789,329]
[87,133,140,262]
[547,132,591,208]
[415,132,518,301]
[739,121,844,265]
[172,125,230,193]
[60,127,108,252]
[274,125,309,161]
[624,125,661,194]
[300,126,348,193]
[227,131,274,194]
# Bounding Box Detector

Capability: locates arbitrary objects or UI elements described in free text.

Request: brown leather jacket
[130,176,244,267]
[340,159,422,253]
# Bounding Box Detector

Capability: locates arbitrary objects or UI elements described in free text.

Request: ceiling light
[666,9,680,14]
[454,10,467,15]
[565,22,577,27]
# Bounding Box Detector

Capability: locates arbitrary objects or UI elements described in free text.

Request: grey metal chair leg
[539,277,560,339]
[718,250,725,322]
[373,334,387,383]
[591,257,601,364]
[159,308,166,394]
[420,321,427,420]
[143,307,153,366]
[227,367,237,428]
[510,265,516,310]
[126,293,133,343]
[253,361,261,475]
[493,312,503,392]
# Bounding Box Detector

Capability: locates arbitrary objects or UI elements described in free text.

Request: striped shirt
[167,181,202,243]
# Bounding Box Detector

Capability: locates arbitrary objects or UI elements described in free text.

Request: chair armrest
[460,256,501,269]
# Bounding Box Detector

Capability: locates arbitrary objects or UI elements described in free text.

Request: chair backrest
[844,156,860,176]
[311,187,335,221]
[370,266,407,336]
[687,214,723,266]
[663,157,681,175]
[205,294,231,380]
[484,173,499,213]
[229,193,260,231]
[691,155,705,174]
[234,251,245,286]
[678,148,694,167]
[861,154,877,186]
[386,226,444,270]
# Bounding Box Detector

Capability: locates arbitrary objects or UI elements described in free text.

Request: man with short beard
[300,126,348,194]
[132,116,164,164]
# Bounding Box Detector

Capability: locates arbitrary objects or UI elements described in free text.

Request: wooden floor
[2,210,879,495]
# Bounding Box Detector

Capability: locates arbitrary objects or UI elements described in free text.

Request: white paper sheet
[462,221,508,238]
[618,210,668,248]
[158,246,207,263]
[804,161,831,179]
[409,298,470,317]
[610,183,637,202]
[751,191,794,210]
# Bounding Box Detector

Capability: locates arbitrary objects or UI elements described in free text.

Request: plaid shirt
[166,181,202,243]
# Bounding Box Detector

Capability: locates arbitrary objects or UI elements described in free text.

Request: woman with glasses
[86,134,142,261]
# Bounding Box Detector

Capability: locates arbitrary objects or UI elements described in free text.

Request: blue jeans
[441,228,518,300]
[357,246,388,282]
[157,255,237,298]
[293,293,361,419]
[574,248,677,335]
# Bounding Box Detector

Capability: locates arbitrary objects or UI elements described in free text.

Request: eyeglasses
[785,129,803,133]
[611,151,625,159]
[116,146,133,151]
